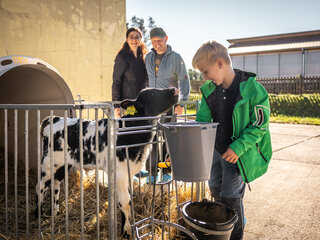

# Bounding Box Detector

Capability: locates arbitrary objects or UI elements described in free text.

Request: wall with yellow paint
[0,0,126,101]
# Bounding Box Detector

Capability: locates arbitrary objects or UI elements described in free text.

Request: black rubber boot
[209,186,222,202]
[220,197,245,240]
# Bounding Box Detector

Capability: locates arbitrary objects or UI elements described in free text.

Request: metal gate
[0,102,119,239]
[0,100,206,240]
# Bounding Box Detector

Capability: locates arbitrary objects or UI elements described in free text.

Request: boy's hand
[175,105,184,116]
[114,108,121,118]
[222,148,239,164]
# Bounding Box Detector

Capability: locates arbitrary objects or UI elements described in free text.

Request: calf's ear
[120,100,134,110]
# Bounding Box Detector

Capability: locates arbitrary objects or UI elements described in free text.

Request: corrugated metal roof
[228,30,320,45]
[228,41,320,55]
[227,30,320,55]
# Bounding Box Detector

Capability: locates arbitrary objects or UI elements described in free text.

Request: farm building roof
[227,29,320,55]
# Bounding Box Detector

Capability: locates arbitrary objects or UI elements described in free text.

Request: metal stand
[132,178,198,240]
[128,114,198,240]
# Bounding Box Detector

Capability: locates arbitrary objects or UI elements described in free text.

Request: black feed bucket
[181,201,238,240]
[161,121,218,182]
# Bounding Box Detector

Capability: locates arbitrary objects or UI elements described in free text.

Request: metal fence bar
[102,110,106,189]
[64,110,69,240]
[95,109,100,240]
[14,109,18,240]
[117,124,155,132]
[0,104,77,110]
[117,129,156,136]
[190,183,194,202]
[4,109,8,236]
[125,147,136,238]
[79,109,84,240]
[25,109,30,240]
[108,109,117,240]
[168,182,171,239]
[116,140,164,150]
[50,111,55,240]
[202,181,206,200]
[113,119,118,240]
[0,103,112,110]
[37,110,42,240]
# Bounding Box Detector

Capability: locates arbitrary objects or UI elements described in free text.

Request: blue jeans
[208,149,246,240]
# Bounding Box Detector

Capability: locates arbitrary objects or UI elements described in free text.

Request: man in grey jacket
[146,27,190,115]
[145,27,190,183]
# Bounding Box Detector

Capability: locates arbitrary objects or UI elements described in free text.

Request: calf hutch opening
[0,55,75,169]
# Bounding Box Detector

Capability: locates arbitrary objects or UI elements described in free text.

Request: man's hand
[222,147,239,164]
[175,105,184,116]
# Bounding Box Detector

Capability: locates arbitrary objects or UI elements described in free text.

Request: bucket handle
[157,119,178,133]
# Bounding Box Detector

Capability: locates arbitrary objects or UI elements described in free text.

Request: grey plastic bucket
[162,121,218,182]
[181,201,238,240]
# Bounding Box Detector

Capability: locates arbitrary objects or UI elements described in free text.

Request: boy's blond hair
[192,40,231,70]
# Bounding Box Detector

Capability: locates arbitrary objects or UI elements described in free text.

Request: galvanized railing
[0,100,205,240]
[0,103,116,240]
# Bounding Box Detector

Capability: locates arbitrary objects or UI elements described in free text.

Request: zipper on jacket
[238,158,251,191]
[231,113,237,142]
[256,143,268,162]
[231,103,252,190]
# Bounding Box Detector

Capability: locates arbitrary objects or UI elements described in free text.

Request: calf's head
[120,88,179,117]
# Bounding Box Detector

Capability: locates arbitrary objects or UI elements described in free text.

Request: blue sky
[126,0,320,69]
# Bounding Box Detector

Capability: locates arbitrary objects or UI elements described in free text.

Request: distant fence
[190,76,320,94]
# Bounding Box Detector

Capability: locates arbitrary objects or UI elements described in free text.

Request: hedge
[269,94,320,117]
[187,93,320,118]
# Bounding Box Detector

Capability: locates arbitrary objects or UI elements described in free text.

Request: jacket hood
[237,70,258,101]
[200,69,258,101]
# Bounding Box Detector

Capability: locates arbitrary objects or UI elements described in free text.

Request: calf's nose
[171,87,179,96]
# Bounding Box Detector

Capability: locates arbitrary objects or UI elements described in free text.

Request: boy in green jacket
[193,40,272,240]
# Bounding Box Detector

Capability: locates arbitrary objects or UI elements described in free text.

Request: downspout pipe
[302,48,305,77]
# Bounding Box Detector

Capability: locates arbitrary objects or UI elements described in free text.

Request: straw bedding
[0,152,210,239]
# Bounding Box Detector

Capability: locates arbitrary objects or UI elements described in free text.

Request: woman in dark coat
[112,27,148,118]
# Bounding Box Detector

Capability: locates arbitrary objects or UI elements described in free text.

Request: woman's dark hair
[118,27,148,60]
[126,27,143,38]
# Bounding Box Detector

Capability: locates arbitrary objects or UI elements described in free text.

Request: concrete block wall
[0,0,126,101]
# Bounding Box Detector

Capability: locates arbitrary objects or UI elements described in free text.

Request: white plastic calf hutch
[0,55,75,169]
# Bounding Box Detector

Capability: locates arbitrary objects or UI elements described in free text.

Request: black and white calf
[36,87,179,237]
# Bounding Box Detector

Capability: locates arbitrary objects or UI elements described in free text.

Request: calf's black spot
[55,165,72,182]
[53,130,63,151]
[41,136,49,164]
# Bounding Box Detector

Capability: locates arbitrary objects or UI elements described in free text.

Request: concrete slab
[272,137,320,165]
[244,160,320,240]
[269,123,320,137]
[270,123,320,164]
[243,123,320,240]
[271,134,307,152]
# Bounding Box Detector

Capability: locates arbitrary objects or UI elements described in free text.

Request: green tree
[188,69,204,81]
[127,16,157,47]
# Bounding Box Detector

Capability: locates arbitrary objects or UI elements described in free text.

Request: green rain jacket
[196,70,272,183]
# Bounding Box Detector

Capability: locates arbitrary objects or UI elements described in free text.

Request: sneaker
[146,175,158,184]
[135,170,149,178]
[161,174,172,182]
